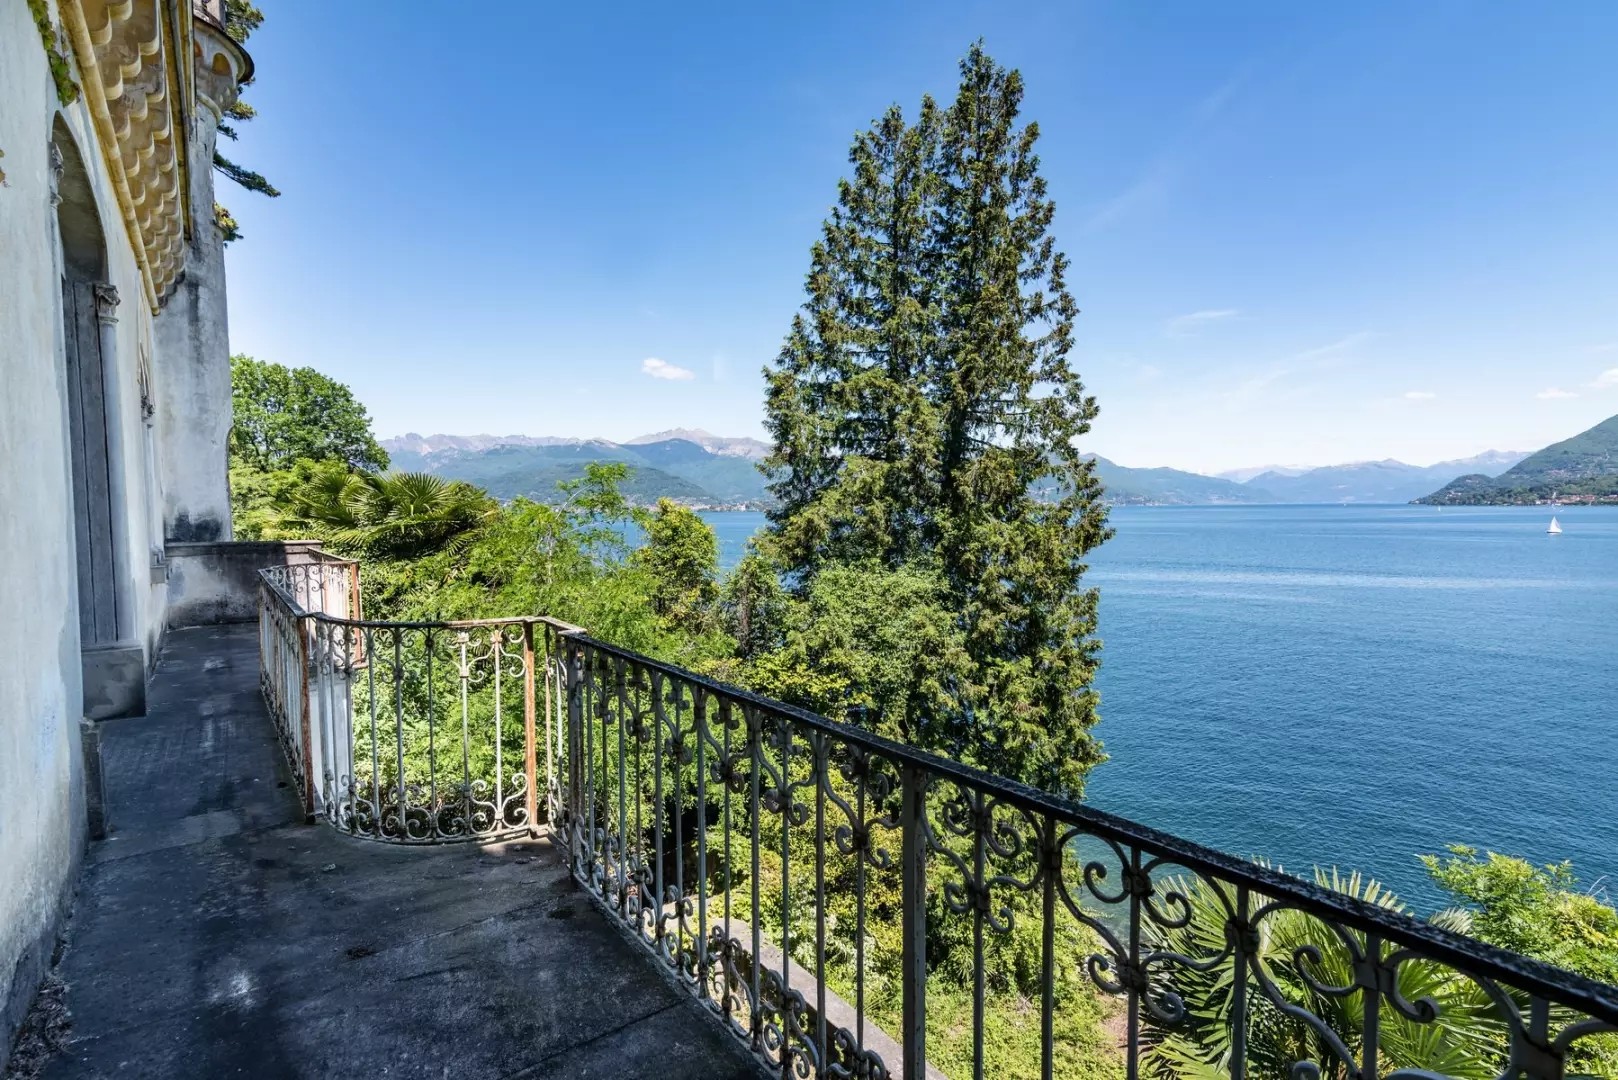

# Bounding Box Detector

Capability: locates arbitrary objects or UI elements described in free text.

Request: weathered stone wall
[0,0,241,1063]
[166,541,329,627]
[151,17,238,546]
[1,2,97,1061]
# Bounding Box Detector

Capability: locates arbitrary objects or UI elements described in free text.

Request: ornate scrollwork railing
[256,558,575,844]
[258,561,1618,1078]
[551,633,1618,1080]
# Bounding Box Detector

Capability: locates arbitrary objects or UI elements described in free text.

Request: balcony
[21,552,1618,1079]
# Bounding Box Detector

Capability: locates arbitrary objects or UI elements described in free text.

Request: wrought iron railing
[256,558,574,842]
[257,563,1618,1079]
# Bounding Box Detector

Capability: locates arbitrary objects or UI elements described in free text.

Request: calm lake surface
[698,505,1618,910]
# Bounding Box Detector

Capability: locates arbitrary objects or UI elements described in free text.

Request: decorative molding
[55,2,248,312]
[137,345,155,421]
[93,282,121,323]
[48,142,65,207]
[191,17,248,120]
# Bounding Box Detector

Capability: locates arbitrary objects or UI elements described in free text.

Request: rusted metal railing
[257,558,575,842]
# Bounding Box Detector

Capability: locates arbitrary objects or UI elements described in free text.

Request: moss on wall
[27,0,80,106]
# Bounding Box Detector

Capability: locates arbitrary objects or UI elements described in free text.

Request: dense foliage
[1146,868,1500,1079]
[1422,847,1618,984]
[762,43,1110,797]
[230,355,390,472]
[1143,854,1618,1079]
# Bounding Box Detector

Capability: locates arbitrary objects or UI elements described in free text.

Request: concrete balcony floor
[22,625,761,1079]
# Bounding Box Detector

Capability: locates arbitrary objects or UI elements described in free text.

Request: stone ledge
[164,539,327,628]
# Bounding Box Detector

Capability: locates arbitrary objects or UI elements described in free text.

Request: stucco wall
[0,0,166,1060]
[167,541,329,627]
[1,1,87,1058]
[152,65,234,546]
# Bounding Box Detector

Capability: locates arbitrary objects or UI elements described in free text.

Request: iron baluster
[900,762,928,1080]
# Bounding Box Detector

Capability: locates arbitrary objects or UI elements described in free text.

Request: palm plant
[284,463,495,559]
[1142,865,1507,1079]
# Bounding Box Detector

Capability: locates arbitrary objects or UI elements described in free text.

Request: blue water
[699,506,1618,910]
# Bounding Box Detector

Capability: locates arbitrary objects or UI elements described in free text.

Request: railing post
[297,615,315,822]
[565,638,585,862]
[900,762,928,1080]
[523,621,538,837]
[347,561,361,620]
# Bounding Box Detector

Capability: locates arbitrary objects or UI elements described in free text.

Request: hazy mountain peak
[627,429,769,459]
[384,433,593,455]
[1216,464,1309,483]
[627,427,717,444]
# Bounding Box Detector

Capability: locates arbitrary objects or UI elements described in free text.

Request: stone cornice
[58,0,249,313]
[191,12,249,121]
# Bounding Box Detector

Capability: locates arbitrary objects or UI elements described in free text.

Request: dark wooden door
[63,277,119,644]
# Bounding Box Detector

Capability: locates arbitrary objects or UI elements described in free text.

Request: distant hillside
[379,429,1558,509]
[1090,456,1275,505]
[1244,450,1528,504]
[1417,415,1618,504]
[383,433,771,507]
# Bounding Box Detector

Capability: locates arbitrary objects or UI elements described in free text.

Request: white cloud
[1536,387,1577,400]
[641,357,695,381]
[1402,391,1437,400]
[1590,367,1618,390]
[1165,309,1239,337]
[1294,331,1375,363]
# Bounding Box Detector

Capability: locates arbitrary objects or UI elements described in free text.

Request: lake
[698,505,1618,910]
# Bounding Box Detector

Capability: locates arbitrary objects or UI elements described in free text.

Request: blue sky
[224,2,1618,474]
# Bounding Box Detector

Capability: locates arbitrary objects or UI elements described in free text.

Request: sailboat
[1548,516,1563,535]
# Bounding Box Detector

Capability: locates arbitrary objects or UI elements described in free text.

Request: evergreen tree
[213,0,278,242]
[763,101,943,571]
[762,44,1110,795]
[634,498,721,632]
[721,548,788,661]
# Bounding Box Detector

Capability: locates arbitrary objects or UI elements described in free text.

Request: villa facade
[0,0,248,1053]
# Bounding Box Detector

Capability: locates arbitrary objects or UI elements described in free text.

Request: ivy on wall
[28,0,81,106]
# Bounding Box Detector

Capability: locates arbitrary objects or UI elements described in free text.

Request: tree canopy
[230,354,389,472]
[1422,846,1618,985]
[762,43,1110,795]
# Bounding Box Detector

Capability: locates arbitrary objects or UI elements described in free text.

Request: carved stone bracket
[49,143,66,208]
[137,346,155,421]
[93,283,121,324]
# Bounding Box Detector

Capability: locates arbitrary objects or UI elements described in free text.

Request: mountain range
[1082,451,1526,506]
[381,425,1618,508]
[386,430,772,507]
[1417,414,1618,505]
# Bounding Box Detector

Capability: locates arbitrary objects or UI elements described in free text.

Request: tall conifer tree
[764,100,943,570]
[763,44,1110,795]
